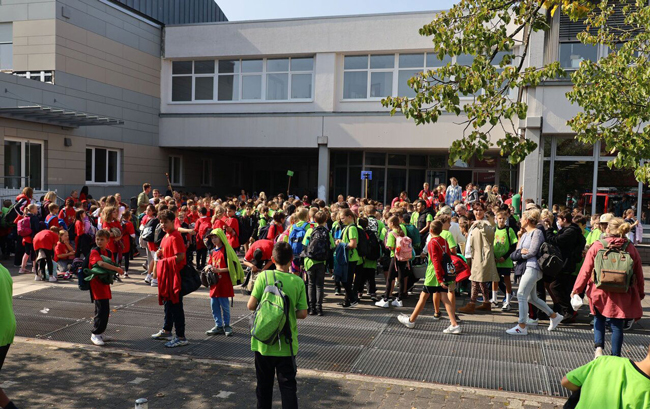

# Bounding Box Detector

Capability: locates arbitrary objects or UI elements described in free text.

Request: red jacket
[157,256,181,305]
[427,236,449,283]
[573,237,645,320]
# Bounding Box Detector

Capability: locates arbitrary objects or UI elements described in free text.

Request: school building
[0,1,648,230]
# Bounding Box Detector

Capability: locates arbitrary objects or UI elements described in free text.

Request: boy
[89,229,123,346]
[205,229,236,337]
[491,210,518,311]
[33,226,60,282]
[193,207,212,270]
[302,210,335,315]
[223,204,240,250]
[248,242,308,409]
[45,203,60,229]
[585,213,602,247]
[58,199,77,228]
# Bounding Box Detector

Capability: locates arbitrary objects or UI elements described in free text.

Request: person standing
[0,264,18,409]
[445,177,463,207]
[136,183,151,217]
[248,242,308,409]
[511,186,522,218]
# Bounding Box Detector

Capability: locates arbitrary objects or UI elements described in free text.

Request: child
[89,229,123,346]
[121,211,136,277]
[398,220,461,334]
[222,204,240,250]
[491,210,518,310]
[194,207,213,270]
[54,230,75,277]
[45,203,60,229]
[34,226,60,282]
[302,210,336,315]
[58,199,76,228]
[19,204,40,276]
[586,213,602,247]
[205,228,244,336]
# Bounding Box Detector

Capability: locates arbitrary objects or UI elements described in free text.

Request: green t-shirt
[586,228,602,246]
[439,230,457,250]
[250,270,308,357]
[566,356,650,409]
[0,265,16,347]
[511,193,521,216]
[302,226,336,271]
[385,224,408,258]
[493,226,518,268]
[341,224,362,265]
[424,236,453,287]
[410,212,433,230]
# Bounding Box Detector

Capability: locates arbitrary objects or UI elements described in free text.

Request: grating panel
[13,298,96,320]
[15,286,148,306]
[15,313,82,339]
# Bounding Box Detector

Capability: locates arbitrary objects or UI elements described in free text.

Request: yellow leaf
[551,5,559,17]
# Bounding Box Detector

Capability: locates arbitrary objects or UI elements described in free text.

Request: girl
[19,204,40,277]
[101,207,121,257]
[398,220,460,334]
[13,187,33,267]
[375,215,408,308]
[141,205,158,285]
[572,218,644,358]
[121,211,136,277]
[335,209,361,308]
[205,228,244,337]
[54,230,75,277]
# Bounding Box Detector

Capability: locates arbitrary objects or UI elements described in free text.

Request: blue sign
[361,171,372,180]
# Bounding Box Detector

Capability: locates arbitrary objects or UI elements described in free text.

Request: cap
[525,203,536,210]
[599,213,614,224]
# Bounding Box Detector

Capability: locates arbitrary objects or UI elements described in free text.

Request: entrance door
[4,139,43,189]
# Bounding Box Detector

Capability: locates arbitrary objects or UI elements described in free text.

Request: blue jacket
[332,242,348,282]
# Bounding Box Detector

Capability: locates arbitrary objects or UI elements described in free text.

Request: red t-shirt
[74,220,84,247]
[54,242,74,262]
[188,212,199,224]
[58,207,76,227]
[33,230,59,251]
[244,239,274,262]
[212,218,225,230]
[222,216,240,248]
[208,247,234,298]
[46,215,60,229]
[121,221,135,253]
[103,220,122,254]
[194,217,212,250]
[267,223,284,241]
[160,229,187,270]
[89,248,113,300]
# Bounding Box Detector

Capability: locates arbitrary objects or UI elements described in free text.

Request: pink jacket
[573,237,645,320]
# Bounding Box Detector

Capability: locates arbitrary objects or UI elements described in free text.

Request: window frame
[3,137,45,189]
[169,155,183,186]
[201,158,212,187]
[170,57,314,104]
[85,146,121,186]
[0,22,12,71]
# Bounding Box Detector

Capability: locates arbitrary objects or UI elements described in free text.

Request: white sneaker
[34,274,42,281]
[526,318,539,326]
[506,325,528,335]
[548,314,564,331]
[48,276,58,282]
[91,334,105,346]
[144,274,152,284]
[443,325,461,334]
[501,302,511,311]
[391,299,403,308]
[594,347,604,359]
[489,297,497,305]
[375,299,390,308]
[397,314,415,329]
[150,279,158,287]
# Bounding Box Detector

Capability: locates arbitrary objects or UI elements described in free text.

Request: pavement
[2,256,649,408]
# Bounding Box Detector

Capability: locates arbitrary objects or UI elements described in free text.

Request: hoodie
[544,223,586,274]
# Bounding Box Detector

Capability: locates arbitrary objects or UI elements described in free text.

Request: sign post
[286,170,294,197]
[361,171,372,199]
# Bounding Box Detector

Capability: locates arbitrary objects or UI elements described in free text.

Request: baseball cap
[599,213,614,224]
[525,203,537,210]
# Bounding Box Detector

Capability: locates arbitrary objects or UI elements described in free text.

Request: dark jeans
[353,267,377,295]
[13,233,24,266]
[92,299,110,335]
[0,344,9,370]
[383,259,408,300]
[122,252,130,272]
[254,352,298,409]
[307,263,326,310]
[37,249,54,279]
[550,273,577,316]
[344,262,358,304]
[163,297,185,338]
[594,310,624,356]
[196,248,207,270]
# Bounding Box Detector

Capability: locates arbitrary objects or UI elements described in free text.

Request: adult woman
[507,209,564,335]
[572,218,645,358]
[335,209,360,308]
[623,209,639,244]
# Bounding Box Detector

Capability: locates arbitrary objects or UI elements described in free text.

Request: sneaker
[334,289,341,296]
[317,309,324,316]
[19,267,31,274]
[151,330,173,340]
[398,314,415,329]
[506,325,528,335]
[489,297,497,305]
[205,326,225,335]
[594,347,604,359]
[433,312,442,320]
[375,299,390,308]
[48,276,58,283]
[224,326,233,337]
[144,274,152,284]
[90,334,105,346]
[501,302,511,311]
[526,318,539,326]
[548,314,564,331]
[623,320,634,331]
[370,294,379,302]
[34,274,42,281]
[443,325,461,334]
[123,272,130,279]
[164,337,189,348]
[309,309,317,316]
[391,299,403,308]
[342,302,356,308]
[150,279,158,287]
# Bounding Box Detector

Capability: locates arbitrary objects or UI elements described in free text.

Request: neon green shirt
[586,228,602,246]
[385,224,408,258]
[341,224,362,265]
[250,270,308,357]
[494,226,518,268]
[0,265,16,347]
[566,356,650,409]
[439,230,457,250]
[302,226,335,271]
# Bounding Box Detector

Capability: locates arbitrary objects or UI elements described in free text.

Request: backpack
[537,242,564,278]
[141,217,159,242]
[393,232,413,261]
[353,226,370,258]
[17,216,32,237]
[367,217,380,239]
[305,226,330,261]
[258,223,272,242]
[1,202,20,228]
[249,271,291,346]
[67,219,77,242]
[593,239,635,293]
[405,224,421,247]
[238,215,254,244]
[365,227,381,261]
[433,239,456,282]
[289,223,309,256]
[153,223,165,246]
[78,248,113,291]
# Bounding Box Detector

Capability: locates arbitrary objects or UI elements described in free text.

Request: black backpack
[351,226,370,258]
[365,228,381,261]
[67,219,77,243]
[304,226,330,261]
[141,217,159,242]
[238,214,254,244]
[258,223,272,242]
[538,242,564,278]
[1,201,21,228]
[153,223,165,246]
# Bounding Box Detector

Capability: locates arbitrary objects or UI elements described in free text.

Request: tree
[382,0,650,183]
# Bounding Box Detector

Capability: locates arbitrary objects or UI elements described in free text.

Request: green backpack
[593,239,635,293]
[250,271,291,346]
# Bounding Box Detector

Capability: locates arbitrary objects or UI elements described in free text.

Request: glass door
[3,139,43,189]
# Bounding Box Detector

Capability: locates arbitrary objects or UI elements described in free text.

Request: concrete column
[317,136,329,201]
[520,117,543,203]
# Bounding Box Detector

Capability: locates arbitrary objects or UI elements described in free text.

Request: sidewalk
[1,339,565,409]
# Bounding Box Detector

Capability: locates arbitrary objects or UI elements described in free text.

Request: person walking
[0,264,18,409]
[445,177,463,207]
[507,209,563,335]
[572,218,644,358]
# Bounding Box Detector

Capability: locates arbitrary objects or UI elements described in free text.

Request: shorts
[422,281,456,294]
[497,267,512,277]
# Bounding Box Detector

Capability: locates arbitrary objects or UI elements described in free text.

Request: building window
[171,57,314,103]
[169,155,183,185]
[86,147,120,185]
[0,23,12,71]
[343,54,394,99]
[201,159,212,186]
[13,71,54,84]
[4,138,44,189]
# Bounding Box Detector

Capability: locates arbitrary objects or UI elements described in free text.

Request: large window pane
[556,137,594,157]
[242,59,263,73]
[398,69,420,98]
[350,152,362,166]
[266,73,288,100]
[365,152,385,166]
[95,148,107,183]
[194,77,214,100]
[410,155,426,167]
[218,60,240,74]
[173,157,181,184]
[387,168,407,202]
[334,167,347,196]
[366,168,386,202]
[0,44,12,71]
[343,71,368,99]
[559,43,598,69]
[409,169,426,200]
[4,141,21,189]
[172,61,192,74]
[172,76,192,101]
[399,53,424,68]
[85,148,92,183]
[349,166,362,197]
[552,161,593,211]
[218,75,239,101]
[267,58,289,72]
[26,143,41,190]
[596,164,639,217]
[242,75,262,100]
[370,54,394,69]
[388,154,406,166]
[344,55,368,70]
[107,150,118,183]
[291,57,313,71]
[456,54,475,65]
[291,74,312,99]
[426,53,452,67]
[428,155,447,169]
[194,60,214,74]
[370,71,392,98]
[641,183,649,240]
